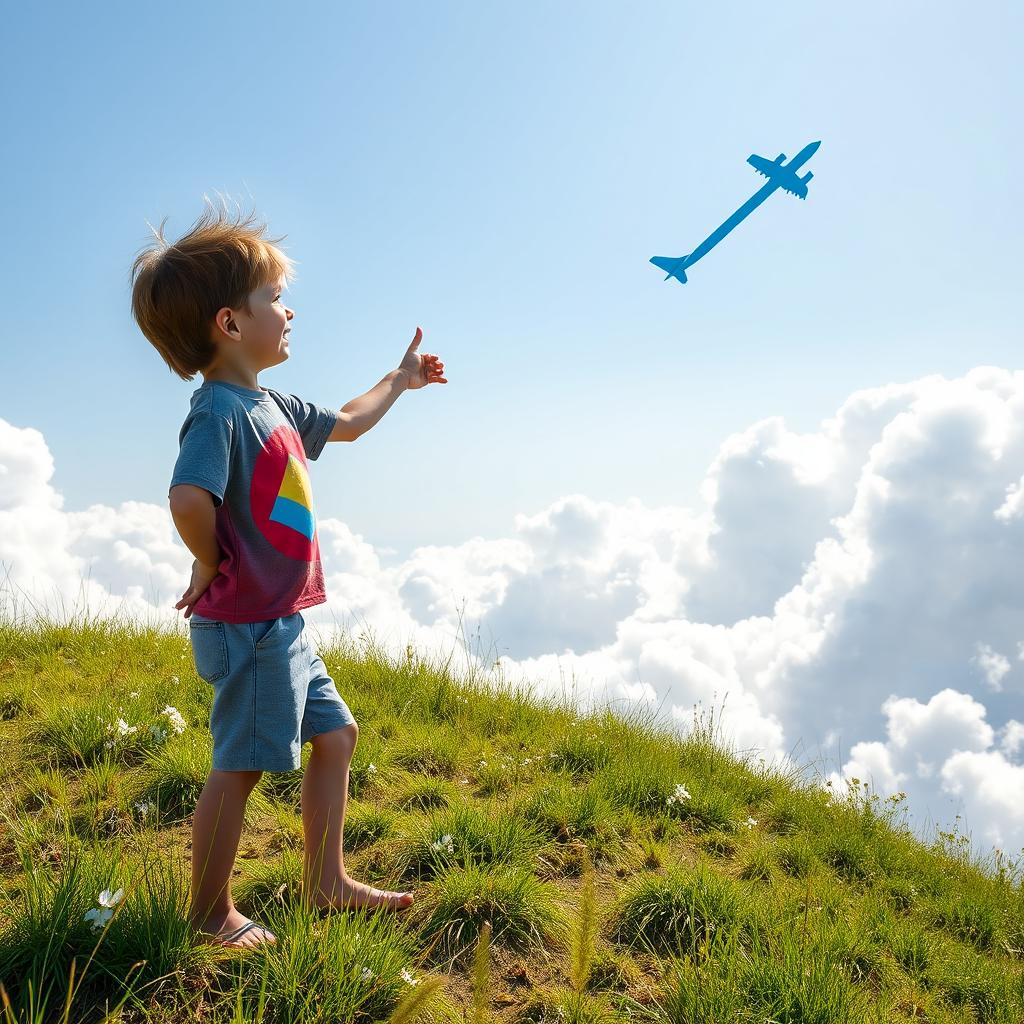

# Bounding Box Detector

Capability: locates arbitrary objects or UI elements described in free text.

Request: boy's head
[131,200,296,382]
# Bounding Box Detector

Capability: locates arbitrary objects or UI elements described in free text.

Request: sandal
[201,917,277,948]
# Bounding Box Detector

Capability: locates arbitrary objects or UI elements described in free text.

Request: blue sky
[3,2,1024,860]
[1,0,1020,559]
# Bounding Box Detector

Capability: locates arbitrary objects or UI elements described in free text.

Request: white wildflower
[84,907,111,930]
[360,966,374,982]
[366,763,377,775]
[135,800,156,819]
[665,783,691,808]
[170,675,179,684]
[116,718,138,737]
[745,817,757,828]
[430,833,455,854]
[161,706,187,735]
[400,968,420,986]
[129,691,139,699]
[83,887,123,931]
[103,740,115,749]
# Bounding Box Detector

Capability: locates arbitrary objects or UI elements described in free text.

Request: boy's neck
[201,371,266,392]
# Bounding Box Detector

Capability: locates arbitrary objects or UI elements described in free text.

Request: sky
[1,1,1023,868]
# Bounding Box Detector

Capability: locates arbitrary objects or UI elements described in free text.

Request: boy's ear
[212,306,241,341]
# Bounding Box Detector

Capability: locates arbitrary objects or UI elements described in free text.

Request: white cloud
[972,643,1011,692]
[3,364,1024,865]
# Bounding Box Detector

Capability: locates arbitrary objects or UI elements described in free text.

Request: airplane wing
[747,153,783,178]
[781,170,813,200]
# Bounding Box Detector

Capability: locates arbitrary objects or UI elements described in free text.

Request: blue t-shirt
[169,380,338,622]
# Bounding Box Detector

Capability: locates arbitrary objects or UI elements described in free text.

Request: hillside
[0,611,1022,1024]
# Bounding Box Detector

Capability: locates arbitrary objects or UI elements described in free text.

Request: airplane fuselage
[651,141,820,283]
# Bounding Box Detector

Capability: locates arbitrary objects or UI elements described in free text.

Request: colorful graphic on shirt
[250,425,321,562]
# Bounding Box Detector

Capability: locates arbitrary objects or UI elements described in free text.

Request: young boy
[130,203,447,950]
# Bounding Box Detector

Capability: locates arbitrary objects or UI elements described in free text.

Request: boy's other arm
[168,485,223,568]
[328,369,409,443]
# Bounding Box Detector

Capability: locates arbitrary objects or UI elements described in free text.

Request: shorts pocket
[190,620,228,683]
[252,618,283,648]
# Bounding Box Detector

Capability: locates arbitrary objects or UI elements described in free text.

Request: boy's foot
[193,911,277,949]
[310,876,414,912]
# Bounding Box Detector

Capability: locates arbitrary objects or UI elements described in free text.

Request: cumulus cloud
[3,364,1024,865]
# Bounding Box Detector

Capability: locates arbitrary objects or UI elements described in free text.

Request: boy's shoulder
[182,381,274,420]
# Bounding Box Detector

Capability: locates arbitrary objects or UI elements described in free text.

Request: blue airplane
[651,140,820,284]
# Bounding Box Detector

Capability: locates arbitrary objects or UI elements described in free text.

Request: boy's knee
[310,722,358,753]
[211,768,263,788]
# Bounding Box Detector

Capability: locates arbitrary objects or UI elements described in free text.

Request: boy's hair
[130,199,296,382]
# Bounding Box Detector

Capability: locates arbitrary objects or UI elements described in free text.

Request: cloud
[3,365,1024,864]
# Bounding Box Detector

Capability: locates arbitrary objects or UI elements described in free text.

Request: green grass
[0,607,1021,1023]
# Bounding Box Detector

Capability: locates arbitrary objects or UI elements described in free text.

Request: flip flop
[201,917,277,949]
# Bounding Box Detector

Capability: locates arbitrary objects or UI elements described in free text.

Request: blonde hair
[130,198,296,382]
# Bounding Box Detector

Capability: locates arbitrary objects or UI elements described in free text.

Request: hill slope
[0,613,1022,1023]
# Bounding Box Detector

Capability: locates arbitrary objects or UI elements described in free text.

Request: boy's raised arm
[329,327,447,443]
[330,370,408,443]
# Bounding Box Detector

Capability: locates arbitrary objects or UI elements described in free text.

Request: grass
[0,601,1022,1023]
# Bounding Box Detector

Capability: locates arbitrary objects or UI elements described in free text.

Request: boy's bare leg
[189,768,276,946]
[300,723,414,910]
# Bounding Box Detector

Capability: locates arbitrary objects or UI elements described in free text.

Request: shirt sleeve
[168,411,233,507]
[268,390,338,461]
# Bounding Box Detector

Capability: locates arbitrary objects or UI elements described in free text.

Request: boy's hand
[397,327,447,390]
[175,559,220,619]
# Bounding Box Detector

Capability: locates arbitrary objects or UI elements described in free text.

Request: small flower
[744,817,757,828]
[129,691,139,699]
[360,966,374,982]
[430,833,455,854]
[460,778,469,784]
[99,888,124,907]
[116,718,138,737]
[170,675,179,684]
[400,968,420,986]
[161,706,187,735]
[84,907,112,930]
[135,800,156,819]
[83,887,123,932]
[366,763,377,775]
[103,740,115,749]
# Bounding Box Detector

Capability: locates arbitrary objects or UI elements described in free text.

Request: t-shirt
[168,379,338,623]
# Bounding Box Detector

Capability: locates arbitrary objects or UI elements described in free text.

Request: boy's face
[211,275,293,371]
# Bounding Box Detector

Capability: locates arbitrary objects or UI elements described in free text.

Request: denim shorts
[188,610,356,772]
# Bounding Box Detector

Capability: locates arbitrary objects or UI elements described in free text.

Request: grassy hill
[0,611,1022,1023]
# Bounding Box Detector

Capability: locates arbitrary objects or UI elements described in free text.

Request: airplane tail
[650,255,688,283]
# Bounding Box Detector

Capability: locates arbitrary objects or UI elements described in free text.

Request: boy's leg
[190,768,271,943]
[300,724,413,910]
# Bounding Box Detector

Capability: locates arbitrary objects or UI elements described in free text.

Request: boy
[131,202,447,950]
